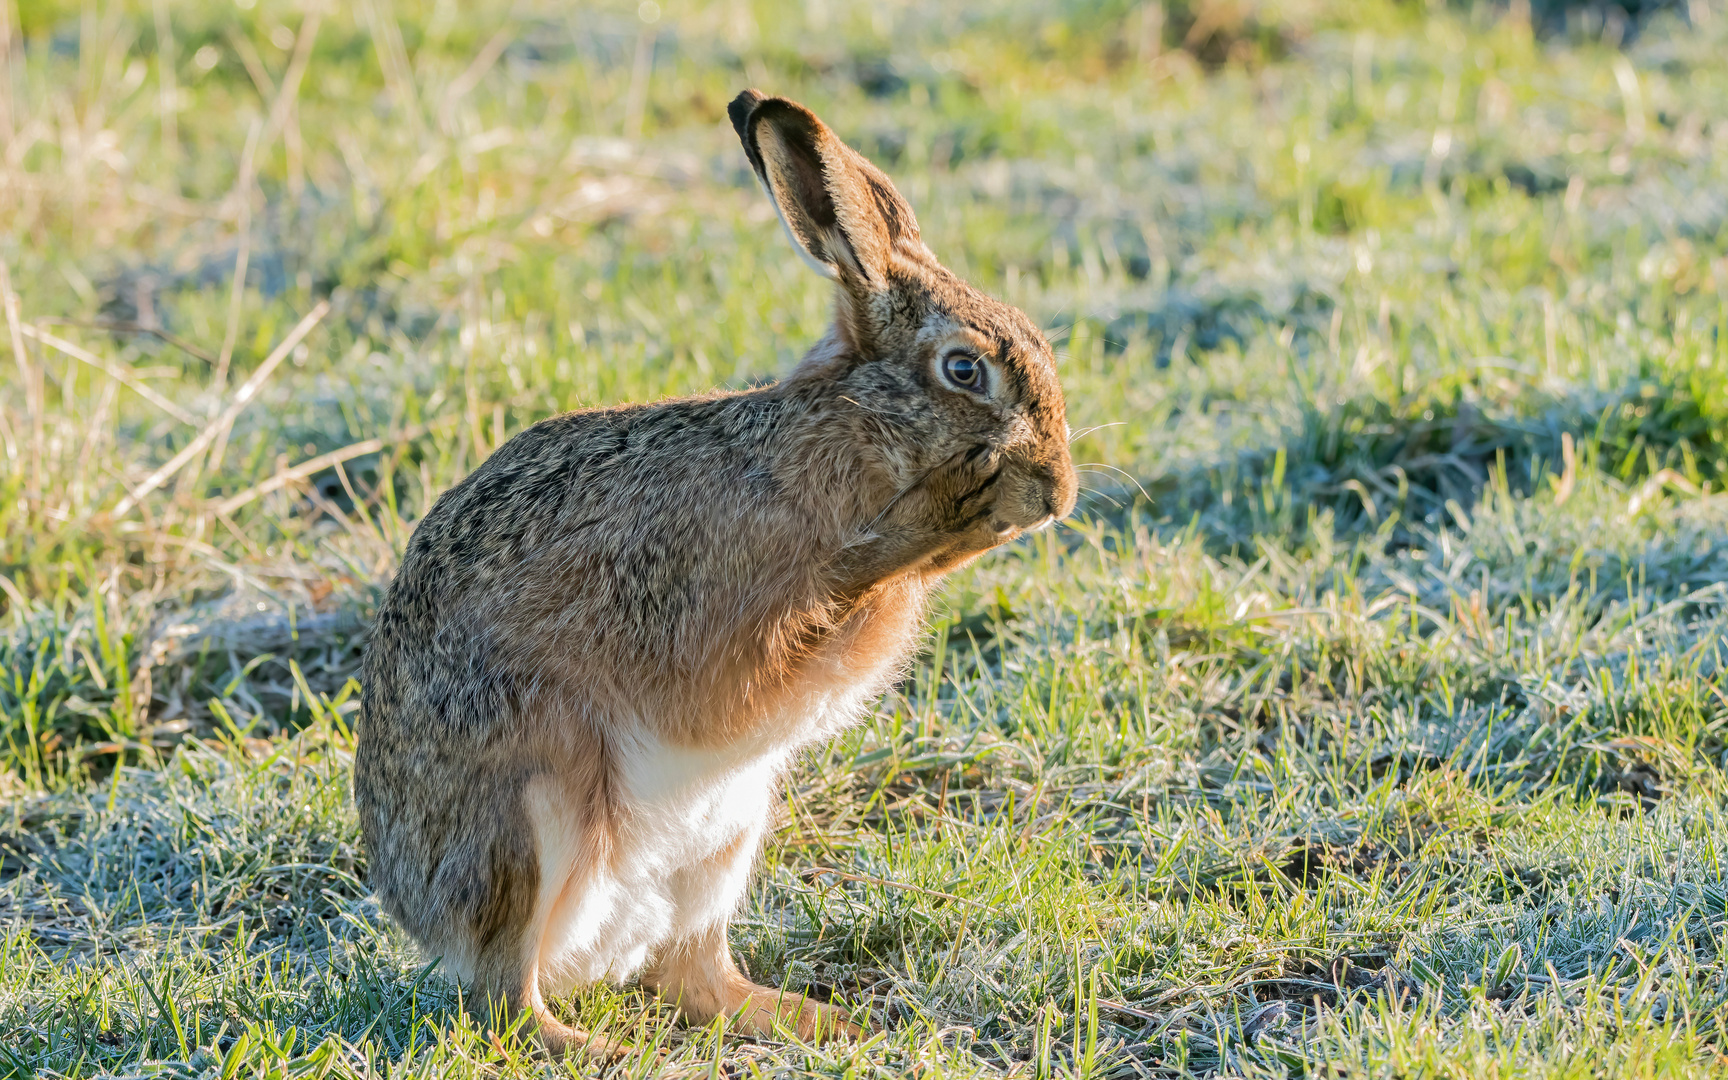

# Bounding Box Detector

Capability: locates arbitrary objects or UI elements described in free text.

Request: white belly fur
[525,684,876,998]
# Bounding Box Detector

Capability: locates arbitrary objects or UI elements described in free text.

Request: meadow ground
[5,0,1728,1075]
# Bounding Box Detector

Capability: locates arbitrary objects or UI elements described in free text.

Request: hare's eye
[942,352,984,392]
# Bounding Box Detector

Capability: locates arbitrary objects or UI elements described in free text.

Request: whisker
[1069,421,1127,444]
[1072,474,1128,509]
[1076,488,1125,510]
[1073,461,1152,503]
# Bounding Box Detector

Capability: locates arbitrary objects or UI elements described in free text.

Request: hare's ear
[728,89,920,291]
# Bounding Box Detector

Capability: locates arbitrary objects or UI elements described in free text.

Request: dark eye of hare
[942,351,984,392]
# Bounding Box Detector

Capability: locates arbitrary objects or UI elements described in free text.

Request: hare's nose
[1041,463,1078,521]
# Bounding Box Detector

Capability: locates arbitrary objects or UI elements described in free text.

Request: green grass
[6,0,1728,1074]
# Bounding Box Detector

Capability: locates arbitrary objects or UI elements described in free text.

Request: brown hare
[354,89,1077,1056]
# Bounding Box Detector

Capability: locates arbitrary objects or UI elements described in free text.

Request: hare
[353,89,1077,1056]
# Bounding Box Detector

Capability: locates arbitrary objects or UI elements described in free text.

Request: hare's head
[729,90,1077,548]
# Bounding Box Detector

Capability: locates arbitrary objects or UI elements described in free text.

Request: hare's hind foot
[728,989,867,1042]
[471,996,637,1062]
[534,1014,636,1062]
[465,944,637,1062]
[643,927,869,1043]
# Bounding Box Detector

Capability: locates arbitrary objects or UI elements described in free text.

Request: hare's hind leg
[644,832,865,1042]
[452,782,623,1060]
[470,949,628,1059]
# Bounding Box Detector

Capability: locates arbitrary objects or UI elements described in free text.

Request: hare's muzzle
[991,449,1078,534]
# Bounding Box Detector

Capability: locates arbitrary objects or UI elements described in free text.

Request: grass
[4,0,1728,1074]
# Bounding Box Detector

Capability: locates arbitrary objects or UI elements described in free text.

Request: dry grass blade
[262,6,324,202]
[213,417,457,516]
[0,0,13,141]
[226,26,277,100]
[211,120,263,403]
[438,23,514,134]
[262,8,323,154]
[36,317,218,365]
[0,387,16,462]
[21,324,199,425]
[199,118,266,491]
[0,254,42,497]
[359,0,423,140]
[113,299,330,516]
[152,0,178,165]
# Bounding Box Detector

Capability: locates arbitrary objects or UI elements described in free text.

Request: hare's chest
[617,740,788,865]
[536,740,789,990]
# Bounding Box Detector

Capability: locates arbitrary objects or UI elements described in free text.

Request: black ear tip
[727,89,767,140]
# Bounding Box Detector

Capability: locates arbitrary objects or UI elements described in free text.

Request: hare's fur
[354,90,1076,1056]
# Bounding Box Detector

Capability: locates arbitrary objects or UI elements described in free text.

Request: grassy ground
[5,0,1728,1074]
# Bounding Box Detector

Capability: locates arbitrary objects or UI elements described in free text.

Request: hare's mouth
[990,513,1056,537]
